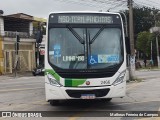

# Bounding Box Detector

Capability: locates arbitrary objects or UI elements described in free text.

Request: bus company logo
[86,81,90,85]
[2,112,12,117]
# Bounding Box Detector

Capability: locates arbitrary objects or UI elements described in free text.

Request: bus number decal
[101,80,110,85]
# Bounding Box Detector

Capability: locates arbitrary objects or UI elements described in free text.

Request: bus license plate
[81,94,95,99]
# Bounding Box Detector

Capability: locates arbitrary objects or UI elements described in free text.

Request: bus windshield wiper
[67,25,84,44]
[90,25,105,44]
[88,30,91,69]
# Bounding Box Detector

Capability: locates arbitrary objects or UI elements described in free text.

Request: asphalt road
[0,70,160,120]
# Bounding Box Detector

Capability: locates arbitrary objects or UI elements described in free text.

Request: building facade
[0,13,37,74]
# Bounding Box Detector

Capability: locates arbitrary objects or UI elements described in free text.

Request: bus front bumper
[45,82,126,101]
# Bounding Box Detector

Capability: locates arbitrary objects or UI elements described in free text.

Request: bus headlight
[47,74,62,87]
[112,70,126,86]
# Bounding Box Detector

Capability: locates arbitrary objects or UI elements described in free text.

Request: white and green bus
[45,11,129,105]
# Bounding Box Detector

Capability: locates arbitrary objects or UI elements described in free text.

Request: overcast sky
[1,0,160,18]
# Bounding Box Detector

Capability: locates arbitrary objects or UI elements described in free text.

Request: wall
[0,36,4,74]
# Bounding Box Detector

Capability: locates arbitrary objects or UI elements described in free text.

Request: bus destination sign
[57,15,113,24]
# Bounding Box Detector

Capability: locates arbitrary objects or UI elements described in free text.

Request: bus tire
[106,98,112,101]
[50,100,59,106]
[33,73,36,76]
[102,98,112,102]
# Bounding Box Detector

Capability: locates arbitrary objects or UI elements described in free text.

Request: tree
[133,7,155,35]
[136,31,152,56]
[124,6,160,64]
[125,7,160,36]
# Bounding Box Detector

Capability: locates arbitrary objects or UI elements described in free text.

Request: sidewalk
[0,72,33,80]
[136,68,160,72]
[135,69,160,80]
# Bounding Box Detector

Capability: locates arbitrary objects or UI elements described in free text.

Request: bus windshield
[48,26,123,70]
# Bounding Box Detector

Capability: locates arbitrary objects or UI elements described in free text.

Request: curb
[136,69,160,72]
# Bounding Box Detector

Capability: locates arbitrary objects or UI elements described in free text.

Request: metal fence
[4,50,35,73]
[4,31,35,38]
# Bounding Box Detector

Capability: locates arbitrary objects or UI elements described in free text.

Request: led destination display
[58,15,113,24]
[49,13,122,24]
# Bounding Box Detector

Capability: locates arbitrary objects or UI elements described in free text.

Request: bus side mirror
[125,37,131,54]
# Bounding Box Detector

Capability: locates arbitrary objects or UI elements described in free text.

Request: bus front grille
[66,88,110,98]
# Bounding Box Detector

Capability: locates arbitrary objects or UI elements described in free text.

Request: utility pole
[37,42,40,67]
[153,10,160,68]
[15,33,20,77]
[156,36,160,68]
[36,23,43,67]
[150,9,160,68]
[128,0,135,79]
[151,40,153,61]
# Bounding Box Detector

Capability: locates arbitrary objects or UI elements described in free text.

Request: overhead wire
[57,0,160,10]
[88,0,127,12]
[57,0,128,11]
[134,0,160,9]
[57,0,108,10]
[133,2,143,9]
[145,0,160,6]
[107,1,127,11]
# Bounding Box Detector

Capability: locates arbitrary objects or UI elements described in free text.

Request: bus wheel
[106,98,112,101]
[50,100,59,106]
[102,98,112,102]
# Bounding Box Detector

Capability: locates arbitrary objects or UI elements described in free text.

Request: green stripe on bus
[65,79,86,87]
[65,79,72,87]
[45,69,60,81]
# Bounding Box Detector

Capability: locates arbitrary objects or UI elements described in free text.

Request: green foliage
[124,6,160,61]
[133,7,155,35]
[124,7,159,35]
[136,31,153,55]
